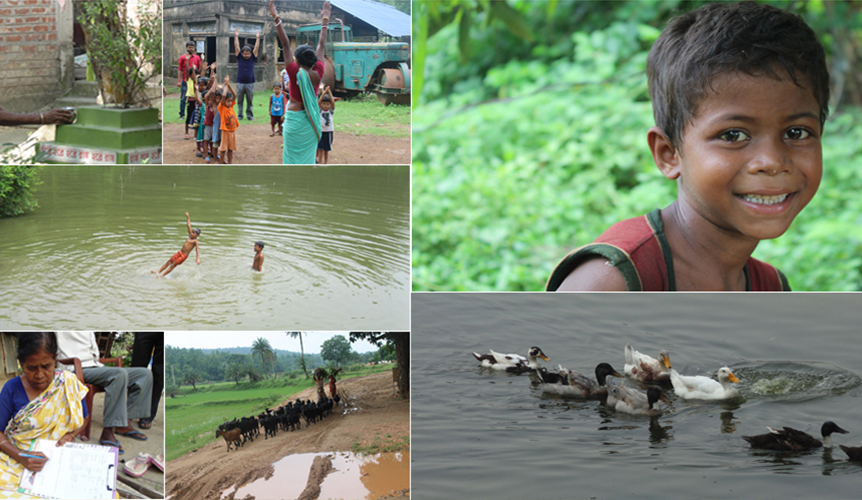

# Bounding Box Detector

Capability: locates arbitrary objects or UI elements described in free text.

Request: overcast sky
[164,332,381,354]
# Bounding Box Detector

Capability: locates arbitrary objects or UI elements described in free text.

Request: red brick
[0,9,12,15]
[15,26,32,32]
[0,46,7,52]
[47,44,56,50]
[25,0,38,4]
[22,45,37,52]
[14,8,29,14]
[31,7,45,13]
[47,33,56,40]
[6,35,22,42]
[33,25,48,32]
[25,16,39,22]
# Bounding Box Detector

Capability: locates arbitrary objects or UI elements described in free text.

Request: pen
[19,453,46,460]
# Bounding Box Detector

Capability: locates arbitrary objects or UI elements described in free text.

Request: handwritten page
[18,439,117,500]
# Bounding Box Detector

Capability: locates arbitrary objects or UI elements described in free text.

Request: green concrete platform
[38,106,162,164]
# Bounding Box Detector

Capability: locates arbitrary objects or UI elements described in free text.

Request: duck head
[595,363,624,385]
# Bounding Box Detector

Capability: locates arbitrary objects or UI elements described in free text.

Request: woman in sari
[270,0,330,164]
[0,333,88,498]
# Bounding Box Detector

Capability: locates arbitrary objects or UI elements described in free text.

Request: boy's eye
[785,127,811,140]
[719,130,750,142]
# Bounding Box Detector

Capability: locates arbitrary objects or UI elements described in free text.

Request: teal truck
[296,23,410,105]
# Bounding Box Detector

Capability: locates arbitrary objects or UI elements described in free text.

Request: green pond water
[0,166,409,329]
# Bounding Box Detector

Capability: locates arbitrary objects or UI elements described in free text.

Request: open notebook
[18,439,118,500]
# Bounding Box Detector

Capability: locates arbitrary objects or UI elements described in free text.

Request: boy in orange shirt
[218,76,239,164]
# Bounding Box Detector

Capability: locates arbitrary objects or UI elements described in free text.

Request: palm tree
[287,332,309,379]
[251,337,275,379]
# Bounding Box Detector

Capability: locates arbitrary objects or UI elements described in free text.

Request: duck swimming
[537,363,624,398]
[839,445,862,461]
[606,378,671,417]
[624,344,672,383]
[472,346,550,373]
[743,421,849,451]
[669,366,740,400]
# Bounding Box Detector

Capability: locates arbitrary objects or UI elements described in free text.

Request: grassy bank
[165,364,391,461]
[161,93,409,138]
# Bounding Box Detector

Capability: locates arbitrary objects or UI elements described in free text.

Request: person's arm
[270,0,292,65]
[554,257,628,291]
[178,54,186,86]
[234,28,241,57]
[195,239,201,265]
[318,89,324,106]
[269,94,273,114]
[225,79,237,99]
[317,1,331,63]
[194,85,202,105]
[253,29,260,58]
[326,86,334,108]
[207,63,218,91]
[0,108,74,126]
[186,212,193,237]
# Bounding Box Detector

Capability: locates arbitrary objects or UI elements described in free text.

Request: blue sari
[283,68,322,165]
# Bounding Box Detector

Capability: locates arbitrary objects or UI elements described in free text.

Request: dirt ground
[162,123,410,165]
[165,372,409,500]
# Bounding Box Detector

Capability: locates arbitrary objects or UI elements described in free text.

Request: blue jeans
[236,83,254,119]
[180,80,187,117]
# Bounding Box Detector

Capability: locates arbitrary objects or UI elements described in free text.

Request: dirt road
[162,123,410,165]
[165,372,409,500]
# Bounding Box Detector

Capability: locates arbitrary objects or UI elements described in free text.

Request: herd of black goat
[215,395,341,452]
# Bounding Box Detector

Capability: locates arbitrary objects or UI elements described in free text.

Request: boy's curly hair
[647,1,830,150]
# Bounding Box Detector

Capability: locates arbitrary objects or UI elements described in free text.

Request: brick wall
[0,0,72,112]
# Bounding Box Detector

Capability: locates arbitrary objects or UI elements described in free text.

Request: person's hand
[321,1,331,19]
[57,433,75,447]
[185,212,190,217]
[196,258,201,265]
[224,76,229,84]
[44,108,74,125]
[256,29,260,39]
[212,61,217,68]
[235,27,239,36]
[269,0,278,19]
[177,80,182,87]
[19,451,48,473]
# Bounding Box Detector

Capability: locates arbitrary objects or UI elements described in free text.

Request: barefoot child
[269,83,286,136]
[253,241,265,271]
[316,86,335,164]
[218,76,239,164]
[152,212,201,278]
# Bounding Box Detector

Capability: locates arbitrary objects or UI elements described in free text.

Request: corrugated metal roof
[330,0,410,38]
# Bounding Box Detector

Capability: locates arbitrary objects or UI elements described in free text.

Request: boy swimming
[152,212,201,278]
[547,2,828,291]
[253,241,264,271]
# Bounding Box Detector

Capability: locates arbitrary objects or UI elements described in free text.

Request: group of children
[268,79,336,164]
[182,52,239,164]
[152,212,265,277]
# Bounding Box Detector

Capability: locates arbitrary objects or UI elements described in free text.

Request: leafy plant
[78,0,162,108]
[0,166,42,217]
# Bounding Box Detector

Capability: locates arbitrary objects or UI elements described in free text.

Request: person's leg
[323,149,328,164]
[152,259,171,274]
[227,149,233,164]
[131,333,163,426]
[82,367,130,446]
[246,86,254,120]
[160,262,179,277]
[180,81,187,118]
[237,86,246,119]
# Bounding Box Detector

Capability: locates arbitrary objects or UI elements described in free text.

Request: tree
[287,332,309,379]
[320,335,353,366]
[251,337,275,379]
[0,166,41,217]
[224,362,243,384]
[182,370,201,390]
[349,332,409,398]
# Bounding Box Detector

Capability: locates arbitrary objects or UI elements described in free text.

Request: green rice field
[165,364,392,461]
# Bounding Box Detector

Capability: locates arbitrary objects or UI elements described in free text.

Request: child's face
[226,97,235,107]
[254,244,262,253]
[321,101,331,111]
[274,86,281,95]
[656,71,822,242]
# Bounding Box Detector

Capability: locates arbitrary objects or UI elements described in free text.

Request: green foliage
[78,0,161,108]
[320,335,353,366]
[0,166,41,217]
[413,0,862,291]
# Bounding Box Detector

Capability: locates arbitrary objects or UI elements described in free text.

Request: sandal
[270,132,275,137]
[184,134,190,140]
[99,439,124,454]
[149,453,165,472]
[123,452,151,477]
[116,429,148,441]
[137,419,153,430]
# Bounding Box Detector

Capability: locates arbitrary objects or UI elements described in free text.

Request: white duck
[606,378,670,416]
[624,344,672,382]
[472,346,549,373]
[669,366,740,400]
[537,363,624,398]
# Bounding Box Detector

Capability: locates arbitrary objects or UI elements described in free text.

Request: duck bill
[659,393,671,404]
[539,354,550,361]
[835,425,849,434]
[661,356,672,369]
[728,373,740,383]
[610,370,624,378]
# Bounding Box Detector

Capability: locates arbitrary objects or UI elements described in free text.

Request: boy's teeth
[740,193,788,205]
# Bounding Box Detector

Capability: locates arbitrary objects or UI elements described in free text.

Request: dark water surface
[412,293,862,499]
[0,166,409,329]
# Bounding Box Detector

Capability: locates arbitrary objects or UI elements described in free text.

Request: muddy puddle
[221,451,409,500]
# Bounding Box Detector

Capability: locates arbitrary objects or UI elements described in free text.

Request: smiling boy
[547,2,828,291]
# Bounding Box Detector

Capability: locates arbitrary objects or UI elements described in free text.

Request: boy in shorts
[218,76,239,164]
[316,86,335,164]
[152,212,201,278]
[269,83,286,136]
[547,2,828,292]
